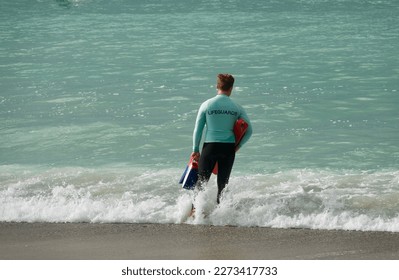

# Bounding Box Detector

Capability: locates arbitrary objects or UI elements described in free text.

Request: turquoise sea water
[1,0,398,231]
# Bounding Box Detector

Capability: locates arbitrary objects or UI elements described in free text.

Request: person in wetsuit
[191,74,252,204]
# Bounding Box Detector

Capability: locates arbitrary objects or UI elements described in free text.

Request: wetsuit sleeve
[237,104,253,149]
[192,102,207,152]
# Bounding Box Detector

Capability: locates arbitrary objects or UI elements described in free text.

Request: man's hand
[191,152,200,162]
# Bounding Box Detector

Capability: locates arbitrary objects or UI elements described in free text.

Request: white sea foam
[1,166,398,232]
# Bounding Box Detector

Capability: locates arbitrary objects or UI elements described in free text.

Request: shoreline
[1,222,399,260]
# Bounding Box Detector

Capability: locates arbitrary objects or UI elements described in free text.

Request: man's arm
[236,105,252,150]
[192,102,207,153]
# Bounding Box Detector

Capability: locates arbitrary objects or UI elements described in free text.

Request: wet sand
[1,222,399,260]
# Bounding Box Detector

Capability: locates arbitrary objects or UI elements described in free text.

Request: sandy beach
[0,222,399,260]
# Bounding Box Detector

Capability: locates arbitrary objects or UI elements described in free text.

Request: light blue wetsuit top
[193,94,253,152]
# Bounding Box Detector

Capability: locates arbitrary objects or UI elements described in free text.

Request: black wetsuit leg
[196,142,235,203]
